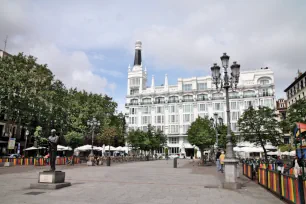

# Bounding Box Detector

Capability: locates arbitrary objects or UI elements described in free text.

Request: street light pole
[211,53,241,189]
[87,117,100,157]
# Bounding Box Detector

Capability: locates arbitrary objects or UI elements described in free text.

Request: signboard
[39,174,53,183]
[8,138,16,150]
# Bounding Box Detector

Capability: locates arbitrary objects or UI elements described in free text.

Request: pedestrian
[219,151,225,173]
[276,156,284,174]
[216,149,221,172]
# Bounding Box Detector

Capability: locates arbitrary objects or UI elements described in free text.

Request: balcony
[125,102,139,106]
[154,101,165,104]
[259,93,274,97]
[243,94,256,98]
[212,96,224,100]
[168,100,179,103]
[182,99,194,102]
[140,101,152,105]
[196,98,208,101]
[229,95,240,99]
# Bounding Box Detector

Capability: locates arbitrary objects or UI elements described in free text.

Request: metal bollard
[107,157,111,166]
[173,158,177,168]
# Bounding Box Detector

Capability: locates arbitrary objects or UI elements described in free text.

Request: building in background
[284,71,306,107]
[276,98,290,144]
[125,41,276,157]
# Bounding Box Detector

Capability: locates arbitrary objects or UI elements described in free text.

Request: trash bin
[107,157,111,166]
[173,157,177,168]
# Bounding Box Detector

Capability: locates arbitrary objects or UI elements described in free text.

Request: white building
[125,41,276,157]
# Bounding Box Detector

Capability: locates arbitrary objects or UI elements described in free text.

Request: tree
[279,144,295,152]
[96,126,118,147]
[238,106,282,161]
[187,117,215,164]
[217,125,237,150]
[286,99,306,131]
[64,131,84,150]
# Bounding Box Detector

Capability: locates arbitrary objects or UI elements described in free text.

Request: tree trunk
[260,140,268,161]
[200,148,205,165]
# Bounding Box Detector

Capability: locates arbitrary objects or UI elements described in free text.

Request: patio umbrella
[24,146,38,151]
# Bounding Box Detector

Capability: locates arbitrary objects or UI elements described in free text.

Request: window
[230,101,238,110]
[231,112,240,121]
[183,95,193,102]
[130,78,141,86]
[169,96,179,103]
[155,97,165,104]
[198,83,207,90]
[169,137,179,144]
[130,89,139,95]
[263,99,273,108]
[183,105,192,113]
[213,103,222,111]
[260,80,269,85]
[131,99,138,105]
[231,123,238,131]
[183,114,193,122]
[141,116,151,124]
[156,106,164,114]
[129,117,137,125]
[169,147,179,154]
[129,108,137,115]
[142,106,151,114]
[142,98,151,104]
[245,101,254,108]
[155,116,164,124]
[169,115,178,123]
[155,126,164,131]
[243,91,255,98]
[183,84,192,91]
[212,93,223,100]
[197,94,208,101]
[183,125,190,133]
[261,88,269,96]
[169,125,179,134]
[198,104,207,112]
[229,92,239,99]
[169,105,177,113]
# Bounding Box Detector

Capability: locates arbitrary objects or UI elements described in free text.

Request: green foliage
[96,126,118,146]
[286,99,306,131]
[126,125,167,154]
[238,106,282,160]
[187,117,215,151]
[64,131,84,150]
[279,144,296,152]
[217,125,237,149]
[165,147,168,157]
[0,52,120,149]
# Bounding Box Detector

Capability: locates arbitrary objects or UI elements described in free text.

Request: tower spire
[133,40,142,66]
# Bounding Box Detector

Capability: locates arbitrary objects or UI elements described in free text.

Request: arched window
[130,99,138,105]
[258,77,272,85]
[182,95,193,102]
[229,92,239,99]
[212,93,223,100]
[243,90,256,98]
[155,97,165,104]
[197,94,208,101]
[169,96,179,103]
[142,98,151,104]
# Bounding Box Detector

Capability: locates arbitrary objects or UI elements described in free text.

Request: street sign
[8,138,16,150]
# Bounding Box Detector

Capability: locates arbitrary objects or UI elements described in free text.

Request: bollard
[173,157,177,168]
[107,157,111,166]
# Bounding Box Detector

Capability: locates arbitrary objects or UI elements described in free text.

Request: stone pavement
[0,159,283,204]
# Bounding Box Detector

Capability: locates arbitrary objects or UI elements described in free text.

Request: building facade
[276,98,290,144]
[284,71,306,107]
[125,41,276,156]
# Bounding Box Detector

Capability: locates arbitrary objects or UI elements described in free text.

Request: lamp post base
[223,158,241,189]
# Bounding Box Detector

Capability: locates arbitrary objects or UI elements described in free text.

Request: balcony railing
[182,99,194,102]
[259,93,274,97]
[125,102,139,106]
[212,96,224,100]
[168,100,179,103]
[154,101,165,104]
[196,98,208,101]
[140,102,152,105]
[229,95,240,99]
[243,94,256,98]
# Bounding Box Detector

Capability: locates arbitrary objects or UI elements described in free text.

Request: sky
[1,0,306,112]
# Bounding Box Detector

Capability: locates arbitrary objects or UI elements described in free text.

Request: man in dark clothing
[216,150,221,172]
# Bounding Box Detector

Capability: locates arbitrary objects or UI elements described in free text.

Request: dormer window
[260,80,269,85]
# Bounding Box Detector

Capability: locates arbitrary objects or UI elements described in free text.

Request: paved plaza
[0,159,282,204]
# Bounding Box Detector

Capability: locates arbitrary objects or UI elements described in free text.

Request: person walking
[216,150,221,172]
[219,151,225,173]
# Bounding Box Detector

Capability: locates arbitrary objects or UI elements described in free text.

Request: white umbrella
[240,147,264,153]
[234,147,243,152]
[24,146,38,151]
[102,144,105,153]
[282,151,290,156]
[289,151,296,156]
[267,151,278,156]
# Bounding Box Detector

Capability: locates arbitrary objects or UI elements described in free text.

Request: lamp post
[211,53,241,189]
[87,117,101,157]
[24,129,29,157]
[210,113,223,149]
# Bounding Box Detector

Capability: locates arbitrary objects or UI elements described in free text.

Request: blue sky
[1,0,306,112]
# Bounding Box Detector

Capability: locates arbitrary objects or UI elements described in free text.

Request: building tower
[127,41,147,96]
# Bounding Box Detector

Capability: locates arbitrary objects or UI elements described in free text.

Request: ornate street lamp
[87,117,101,156]
[211,53,241,189]
[210,113,223,149]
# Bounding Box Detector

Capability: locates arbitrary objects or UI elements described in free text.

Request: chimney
[134,41,142,66]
